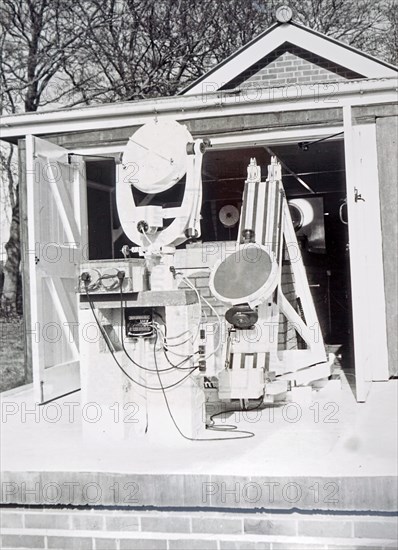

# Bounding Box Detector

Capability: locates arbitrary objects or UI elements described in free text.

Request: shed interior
[85,138,352,359]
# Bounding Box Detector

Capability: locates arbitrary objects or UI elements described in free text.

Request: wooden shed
[1,19,397,404]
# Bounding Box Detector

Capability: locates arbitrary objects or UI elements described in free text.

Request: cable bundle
[82,272,260,441]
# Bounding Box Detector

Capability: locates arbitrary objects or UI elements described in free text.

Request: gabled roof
[181,21,398,95]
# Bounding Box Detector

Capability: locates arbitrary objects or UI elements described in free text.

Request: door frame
[21,108,389,401]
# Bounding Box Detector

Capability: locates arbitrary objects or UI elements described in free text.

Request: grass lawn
[0,316,25,392]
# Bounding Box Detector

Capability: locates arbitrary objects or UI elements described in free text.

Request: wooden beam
[38,108,343,149]
[352,102,398,123]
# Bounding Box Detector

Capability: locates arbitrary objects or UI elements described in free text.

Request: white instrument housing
[121,119,191,194]
[116,119,205,251]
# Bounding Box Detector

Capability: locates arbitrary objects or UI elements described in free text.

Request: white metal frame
[116,136,204,250]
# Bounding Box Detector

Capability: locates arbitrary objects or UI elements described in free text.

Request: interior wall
[201,147,269,242]
[200,141,352,350]
[272,140,351,349]
[86,160,115,260]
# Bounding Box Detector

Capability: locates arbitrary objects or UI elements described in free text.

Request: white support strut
[210,157,329,400]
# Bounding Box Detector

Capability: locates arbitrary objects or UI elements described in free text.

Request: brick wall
[1,507,397,549]
[221,43,364,91]
[278,262,299,351]
[188,269,226,325]
[243,51,347,89]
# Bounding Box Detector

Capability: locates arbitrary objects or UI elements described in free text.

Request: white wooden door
[26,135,88,403]
[343,107,389,402]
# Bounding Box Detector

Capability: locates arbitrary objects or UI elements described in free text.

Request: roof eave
[1,77,397,143]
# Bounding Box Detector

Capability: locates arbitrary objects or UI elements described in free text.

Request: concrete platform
[1,374,397,512]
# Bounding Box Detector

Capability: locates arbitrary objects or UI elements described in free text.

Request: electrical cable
[119,285,194,372]
[153,322,199,369]
[84,284,198,390]
[264,145,315,194]
[178,273,222,361]
[207,395,265,432]
[156,273,202,349]
[152,311,195,343]
[113,273,198,369]
[84,278,258,440]
[157,323,196,347]
[140,226,153,246]
[330,293,349,311]
[153,329,256,441]
[298,131,344,150]
[119,284,174,372]
[199,295,222,360]
[152,322,196,354]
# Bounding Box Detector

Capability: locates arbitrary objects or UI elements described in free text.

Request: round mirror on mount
[121,119,192,194]
[209,244,279,307]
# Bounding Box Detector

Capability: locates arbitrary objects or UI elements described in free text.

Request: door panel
[26,136,87,403]
[343,107,389,402]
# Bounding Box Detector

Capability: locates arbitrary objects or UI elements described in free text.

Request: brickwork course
[243,51,347,88]
[222,43,364,91]
[1,508,397,549]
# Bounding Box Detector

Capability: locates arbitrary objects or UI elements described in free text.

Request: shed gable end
[220,43,364,90]
[182,22,397,96]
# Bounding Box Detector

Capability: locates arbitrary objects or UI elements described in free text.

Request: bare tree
[0,0,396,314]
[0,147,19,314]
[59,0,278,102]
[60,0,396,106]
[291,0,397,61]
[379,0,398,65]
[0,0,90,313]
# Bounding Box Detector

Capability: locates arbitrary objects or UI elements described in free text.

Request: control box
[78,259,147,294]
[125,308,154,338]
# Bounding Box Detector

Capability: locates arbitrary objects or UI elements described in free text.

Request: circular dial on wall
[275,5,293,23]
[219,204,240,227]
[121,119,193,194]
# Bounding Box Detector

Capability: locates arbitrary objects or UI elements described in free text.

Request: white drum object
[121,119,192,194]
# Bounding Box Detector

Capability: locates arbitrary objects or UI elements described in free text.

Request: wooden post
[18,139,32,384]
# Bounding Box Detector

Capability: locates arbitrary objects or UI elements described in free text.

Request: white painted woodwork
[343,108,389,402]
[26,136,88,403]
[1,80,396,140]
